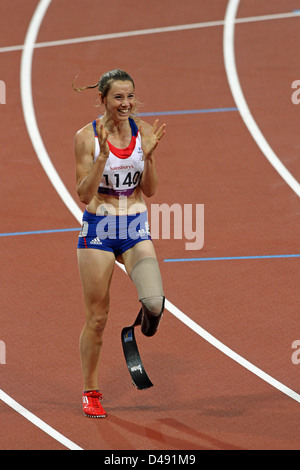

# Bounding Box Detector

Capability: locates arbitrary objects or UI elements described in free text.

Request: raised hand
[95,118,110,159]
[139,119,166,158]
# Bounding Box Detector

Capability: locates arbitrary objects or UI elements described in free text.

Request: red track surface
[0,0,299,450]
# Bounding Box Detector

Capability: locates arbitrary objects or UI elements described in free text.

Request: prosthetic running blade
[121,309,153,390]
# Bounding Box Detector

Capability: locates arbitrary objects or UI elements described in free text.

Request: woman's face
[101,80,135,122]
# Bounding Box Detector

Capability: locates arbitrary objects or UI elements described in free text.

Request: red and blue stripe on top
[93,117,144,197]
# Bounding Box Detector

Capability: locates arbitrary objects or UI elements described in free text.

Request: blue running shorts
[77,209,152,257]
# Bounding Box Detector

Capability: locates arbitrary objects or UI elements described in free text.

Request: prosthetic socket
[130,257,165,337]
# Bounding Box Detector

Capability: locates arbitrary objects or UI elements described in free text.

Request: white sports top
[93,118,144,197]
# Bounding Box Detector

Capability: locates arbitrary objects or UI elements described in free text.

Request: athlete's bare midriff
[86,188,147,216]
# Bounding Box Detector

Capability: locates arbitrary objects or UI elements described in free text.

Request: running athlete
[73,69,166,418]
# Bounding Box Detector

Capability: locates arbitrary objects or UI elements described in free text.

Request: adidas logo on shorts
[90,237,102,245]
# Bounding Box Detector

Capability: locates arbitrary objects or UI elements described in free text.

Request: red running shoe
[82,391,107,418]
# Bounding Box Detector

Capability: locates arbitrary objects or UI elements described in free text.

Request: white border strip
[0,11,299,54]
[4,0,299,451]
[223,0,300,197]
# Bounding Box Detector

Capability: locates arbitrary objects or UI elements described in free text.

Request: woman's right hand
[95,119,110,160]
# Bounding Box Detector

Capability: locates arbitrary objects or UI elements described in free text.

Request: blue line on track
[139,107,238,117]
[2,230,299,263]
[164,254,300,262]
[0,228,80,237]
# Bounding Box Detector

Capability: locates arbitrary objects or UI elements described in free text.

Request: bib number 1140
[103,171,141,188]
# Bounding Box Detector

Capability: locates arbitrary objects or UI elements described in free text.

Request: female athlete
[73,69,166,418]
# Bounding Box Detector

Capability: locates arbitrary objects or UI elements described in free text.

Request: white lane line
[223,0,300,197]
[0,11,299,53]
[20,0,83,223]
[0,390,83,450]
[166,299,300,403]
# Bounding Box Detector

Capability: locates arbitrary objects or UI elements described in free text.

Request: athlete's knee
[87,314,108,336]
[85,301,109,335]
[142,295,164,316]
[141,295,165,337]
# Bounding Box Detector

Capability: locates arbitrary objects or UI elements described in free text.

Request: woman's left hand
[139,120,166,158]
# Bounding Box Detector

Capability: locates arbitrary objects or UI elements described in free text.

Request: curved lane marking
[20,0,83,223]
[223,0,300,197]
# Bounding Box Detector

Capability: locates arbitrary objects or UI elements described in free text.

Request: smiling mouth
[118,108,130,115]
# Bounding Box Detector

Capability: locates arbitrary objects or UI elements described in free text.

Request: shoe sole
[84,412,107,418]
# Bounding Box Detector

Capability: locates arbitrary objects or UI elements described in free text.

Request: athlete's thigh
[122,240,157,277]
[77,248,115,304]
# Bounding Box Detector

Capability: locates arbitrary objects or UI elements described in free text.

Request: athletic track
[0,0,299,451]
